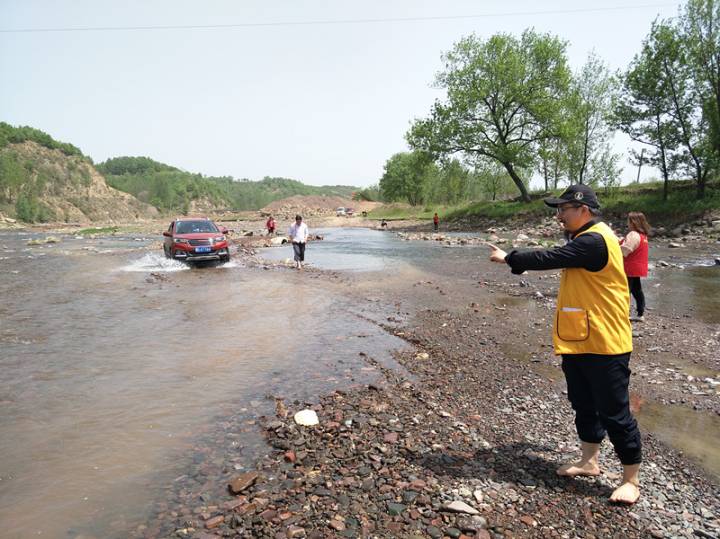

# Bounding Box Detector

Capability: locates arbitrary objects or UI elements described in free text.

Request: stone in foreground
[441,500,479,515]
[228,471,259,494]
[294,409,319,426]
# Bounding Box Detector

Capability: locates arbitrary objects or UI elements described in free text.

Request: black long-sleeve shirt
[504,220,608,275]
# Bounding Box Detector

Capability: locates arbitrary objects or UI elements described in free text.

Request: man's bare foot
[609,481,640,504]
[557,441,601,477]
[556,461,601,477]
[610,463,641,504]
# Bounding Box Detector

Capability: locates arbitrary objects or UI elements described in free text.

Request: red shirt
[623,233,648,277]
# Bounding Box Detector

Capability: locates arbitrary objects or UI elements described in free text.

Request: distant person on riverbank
[380,219,388,230]
[487,184,641,505]
[433,212,439,232]
[288,214,309,269]
[266,215,276,236]
[620,212,650,323]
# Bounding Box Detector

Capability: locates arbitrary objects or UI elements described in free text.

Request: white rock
[442,500,479,515]
[459,486,472,498]
[293,409,319,426]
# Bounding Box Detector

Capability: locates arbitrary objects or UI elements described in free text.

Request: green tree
[563,52,621,186]
[681,0,720,164]
[473,160,517,201]
[379,152,436,206]
[652,20,712,199]
[408,30,571,202]
[15,192,38,222]
[439,158,470,204]
[615,28,680,200]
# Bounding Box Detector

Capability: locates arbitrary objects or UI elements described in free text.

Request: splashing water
[119,253,189,272]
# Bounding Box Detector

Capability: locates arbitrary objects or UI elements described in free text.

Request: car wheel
[221,255,231,263]
[163,246,171,258]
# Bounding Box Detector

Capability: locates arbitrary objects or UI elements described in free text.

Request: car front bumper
[173,247,229,261]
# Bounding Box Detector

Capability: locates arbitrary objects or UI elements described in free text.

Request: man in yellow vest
[488,184,641,504]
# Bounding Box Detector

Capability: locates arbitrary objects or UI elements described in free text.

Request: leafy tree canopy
[408,30,571,202]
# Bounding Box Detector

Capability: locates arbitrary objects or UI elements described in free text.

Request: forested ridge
[97,156,357,213]
[0,123,358,222]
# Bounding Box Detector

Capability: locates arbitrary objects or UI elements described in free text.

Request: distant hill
[0,123,362,222]
[0,123,156,223]
[97,156,359,214]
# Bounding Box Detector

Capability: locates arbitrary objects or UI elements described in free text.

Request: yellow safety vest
[553,221,633,355]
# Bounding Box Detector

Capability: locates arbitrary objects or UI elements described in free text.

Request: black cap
[544,184,600,209]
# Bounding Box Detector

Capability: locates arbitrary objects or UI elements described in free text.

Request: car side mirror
[220,227,229,234]
[163,231,171,237]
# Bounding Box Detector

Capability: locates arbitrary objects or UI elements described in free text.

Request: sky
[0,0,683,188]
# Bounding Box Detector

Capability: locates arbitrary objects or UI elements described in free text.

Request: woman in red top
[620,212,650,322]
[266,215,276,236]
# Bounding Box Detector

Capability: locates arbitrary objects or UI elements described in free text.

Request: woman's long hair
[627,212,651,235]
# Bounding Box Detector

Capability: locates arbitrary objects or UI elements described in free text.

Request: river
[0,227,718,538]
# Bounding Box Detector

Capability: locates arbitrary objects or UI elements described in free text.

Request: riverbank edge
[132,240,719,539]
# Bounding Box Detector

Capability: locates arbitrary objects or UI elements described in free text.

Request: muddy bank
[130,228,719,539]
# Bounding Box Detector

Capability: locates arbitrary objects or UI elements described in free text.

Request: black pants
[627,276,645,316]
[561,353,642,465]
[292,242,306,262]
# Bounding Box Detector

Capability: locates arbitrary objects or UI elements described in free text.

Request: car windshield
[175,221,218,234]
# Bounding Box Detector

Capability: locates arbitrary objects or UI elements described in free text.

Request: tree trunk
[503,162,531,202]
[697,172,706,199]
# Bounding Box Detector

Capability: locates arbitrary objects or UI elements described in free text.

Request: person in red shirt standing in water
[266,215,276,236]
[620,212,650,322]
[433,212,439,232]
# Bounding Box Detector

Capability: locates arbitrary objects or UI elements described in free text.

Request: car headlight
[174,238,189,244]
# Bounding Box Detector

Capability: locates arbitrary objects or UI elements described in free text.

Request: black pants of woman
[627,276,645,317]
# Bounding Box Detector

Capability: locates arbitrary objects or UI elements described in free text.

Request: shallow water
[0,232,405,538]
[636,402,720,481]
[646,251,720,324]
[259,227,477,273]
[261,229,720,322]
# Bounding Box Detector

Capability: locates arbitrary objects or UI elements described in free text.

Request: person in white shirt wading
[288,214,309,269]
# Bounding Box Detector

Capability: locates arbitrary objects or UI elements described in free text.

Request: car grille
[189,239,211,246]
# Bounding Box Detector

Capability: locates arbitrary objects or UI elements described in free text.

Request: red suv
[163,218,231,263]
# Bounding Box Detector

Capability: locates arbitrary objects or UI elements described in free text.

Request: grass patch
[76,226,120,235]
[367,203,478,220]
[368,181,719,227]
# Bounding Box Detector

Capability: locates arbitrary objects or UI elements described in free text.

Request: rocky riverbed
[119,219,720,539]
